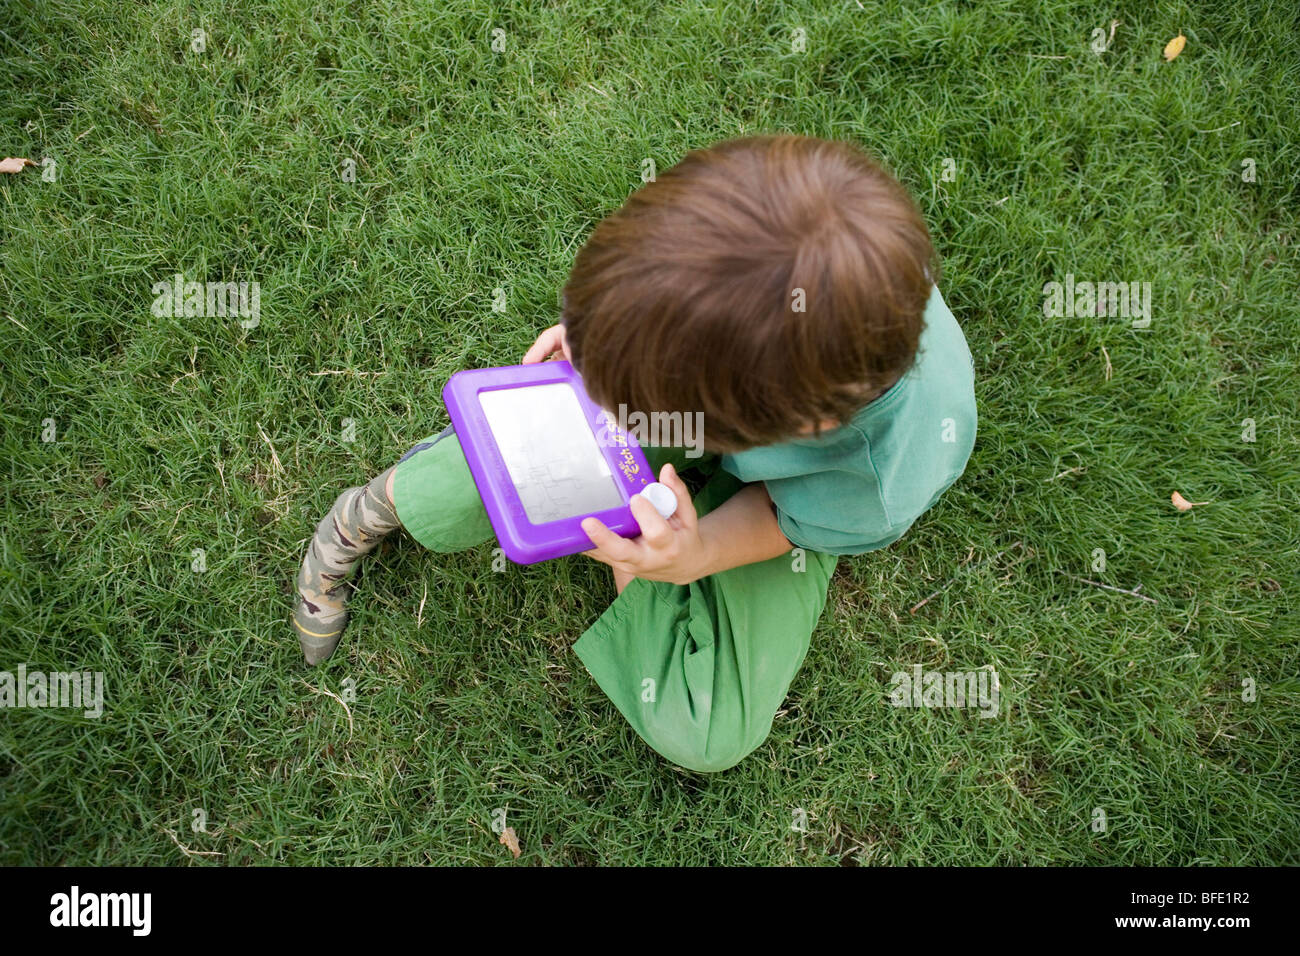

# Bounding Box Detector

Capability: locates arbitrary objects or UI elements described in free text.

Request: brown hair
[561,135,938,454]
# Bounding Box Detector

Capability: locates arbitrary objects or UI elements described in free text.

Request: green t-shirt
[721,285,977,556]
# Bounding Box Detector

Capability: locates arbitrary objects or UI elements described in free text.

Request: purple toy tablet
[442,361,654,564]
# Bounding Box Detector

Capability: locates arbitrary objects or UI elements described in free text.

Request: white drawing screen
[478,382,624,524]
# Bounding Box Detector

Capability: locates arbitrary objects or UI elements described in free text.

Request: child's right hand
[521,324,570,364]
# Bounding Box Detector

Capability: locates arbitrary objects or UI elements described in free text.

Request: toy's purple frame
[442,360,653,565]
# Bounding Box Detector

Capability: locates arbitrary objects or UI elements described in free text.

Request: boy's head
[561,135,937,454]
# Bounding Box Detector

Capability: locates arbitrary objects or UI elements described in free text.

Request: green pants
[391,427,838,773]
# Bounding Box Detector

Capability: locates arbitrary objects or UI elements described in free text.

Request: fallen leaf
[92,471,107,489]
[1171,491,1209,511]
[1163,33,1186,61]
[499,826,521,858]
[0,157,37,174]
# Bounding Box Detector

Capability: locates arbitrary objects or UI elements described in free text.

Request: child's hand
[521,324,570,364]
[580,463,710,587]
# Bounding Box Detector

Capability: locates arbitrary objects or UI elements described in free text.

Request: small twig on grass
[255,422,284,476]
[302,680,354,737]
[1055,571,1158,604]
[161,827,223,858]
[417,581,427,628]
[308,369,384,377]
[910,541,1025,614]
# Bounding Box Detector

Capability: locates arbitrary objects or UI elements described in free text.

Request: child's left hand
[580,463,710,586]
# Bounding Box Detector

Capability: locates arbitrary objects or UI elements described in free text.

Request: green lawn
[1,0,1297,865]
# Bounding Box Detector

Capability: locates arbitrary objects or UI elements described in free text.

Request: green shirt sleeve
[721,286,977,556]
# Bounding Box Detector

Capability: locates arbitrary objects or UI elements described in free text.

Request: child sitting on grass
[292,134,977,773]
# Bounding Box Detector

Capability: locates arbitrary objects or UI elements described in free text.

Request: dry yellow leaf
[1171,491,1209,511]
[1164,33,1187,61]
[499,826,521,859]
[0,157,37,174]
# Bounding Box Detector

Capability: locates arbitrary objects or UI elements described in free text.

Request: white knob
[637,482,678,519]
